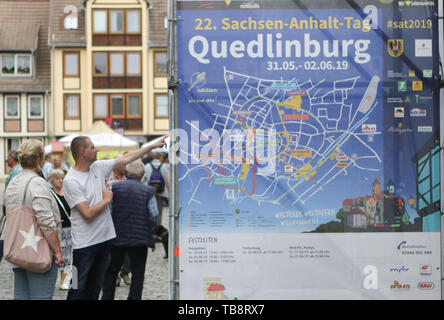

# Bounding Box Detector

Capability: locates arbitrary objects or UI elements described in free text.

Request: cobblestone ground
[0,186,170,300]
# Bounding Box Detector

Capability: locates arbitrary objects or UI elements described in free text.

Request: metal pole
[167,0,179,300]
[438,0,444,301]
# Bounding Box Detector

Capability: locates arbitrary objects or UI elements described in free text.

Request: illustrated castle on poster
[341,178,411,230]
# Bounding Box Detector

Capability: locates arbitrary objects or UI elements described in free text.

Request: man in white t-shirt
[63,135,167,300]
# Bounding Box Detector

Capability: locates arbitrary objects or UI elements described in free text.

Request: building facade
[0,0,168,179]
[0,0,51,177]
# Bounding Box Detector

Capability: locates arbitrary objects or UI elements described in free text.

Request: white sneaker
[60,282,70,290]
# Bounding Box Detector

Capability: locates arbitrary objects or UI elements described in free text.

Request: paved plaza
[0,182,170,300]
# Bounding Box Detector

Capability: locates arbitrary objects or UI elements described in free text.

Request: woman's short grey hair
[8,150,19,162]
[49,169,65,182]
[126,159,145,177]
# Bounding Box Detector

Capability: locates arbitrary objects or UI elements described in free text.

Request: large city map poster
[176,0,440,299]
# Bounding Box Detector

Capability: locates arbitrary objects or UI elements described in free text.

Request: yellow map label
[279,95,302,111]
[291,149,312,158]
[336,162,349,168]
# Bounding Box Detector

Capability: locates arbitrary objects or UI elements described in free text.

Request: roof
[48,0,86,47]
[208,284,225,292]
[0,0,50,92]
[0,22,39,51]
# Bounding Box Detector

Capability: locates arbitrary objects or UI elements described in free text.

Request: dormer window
[17,55,31,74]
[2,55,14,74]
[1,54,32,76]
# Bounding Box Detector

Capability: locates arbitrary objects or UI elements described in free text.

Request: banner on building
[176,0,440,299]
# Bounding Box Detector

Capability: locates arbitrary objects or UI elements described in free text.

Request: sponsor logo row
[387,69,432,78]
[398,1,434,7]
[362,123,432,133]
[201,1,435,9]
[387,95,432,104]
[397,80,426,92]
[394,107,426,118]
[390,264,432,275]
[390,281,435,291]
[388,39,433,58]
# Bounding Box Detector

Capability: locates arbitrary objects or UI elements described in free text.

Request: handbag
[3,175,53,273]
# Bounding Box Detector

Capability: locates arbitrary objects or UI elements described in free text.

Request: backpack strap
[150,162,163,170]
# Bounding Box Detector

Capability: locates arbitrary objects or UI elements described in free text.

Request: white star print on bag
[3,176,52,273]
[19,225,42,253]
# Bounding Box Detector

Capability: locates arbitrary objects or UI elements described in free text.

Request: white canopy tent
[60,121,139,153]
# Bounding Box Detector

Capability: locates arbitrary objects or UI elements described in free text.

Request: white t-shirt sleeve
[96,159,115,180]
[63,178,87,209]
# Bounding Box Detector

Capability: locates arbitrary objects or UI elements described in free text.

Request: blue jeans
[13,261,58,300]
[67,240,112,300]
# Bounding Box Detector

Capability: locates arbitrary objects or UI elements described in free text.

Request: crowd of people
[0,136,169,300]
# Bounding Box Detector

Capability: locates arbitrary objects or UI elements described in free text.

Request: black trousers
[101,246,148,300]
[155,195,164,226]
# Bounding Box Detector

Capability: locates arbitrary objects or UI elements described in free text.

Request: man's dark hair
[71,136,90,160]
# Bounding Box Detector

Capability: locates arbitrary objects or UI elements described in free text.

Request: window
[94,94,108,118]
[28,96,43,118]
[94,52,142,76]
[127,94,141,117]
[17,56,31,74]
[5,95,20,118]
[154,52,167,76]
[126,10,140,33]
[93,10,107,33]
[93,9,141,35]
[2,55,14,74]
[93,93,142,129]
[64,94,80,119]
[1,54,32,76]
[64,52,79,77]
[111,95,124,118]
[93,52,108,76]
[92,9,141,46]
[110,10,124,33]
[127,52,141,76]
[155,94,168,118]
[110,53,124,76]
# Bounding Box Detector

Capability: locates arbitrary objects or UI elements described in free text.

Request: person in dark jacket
[101,160,158,300]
